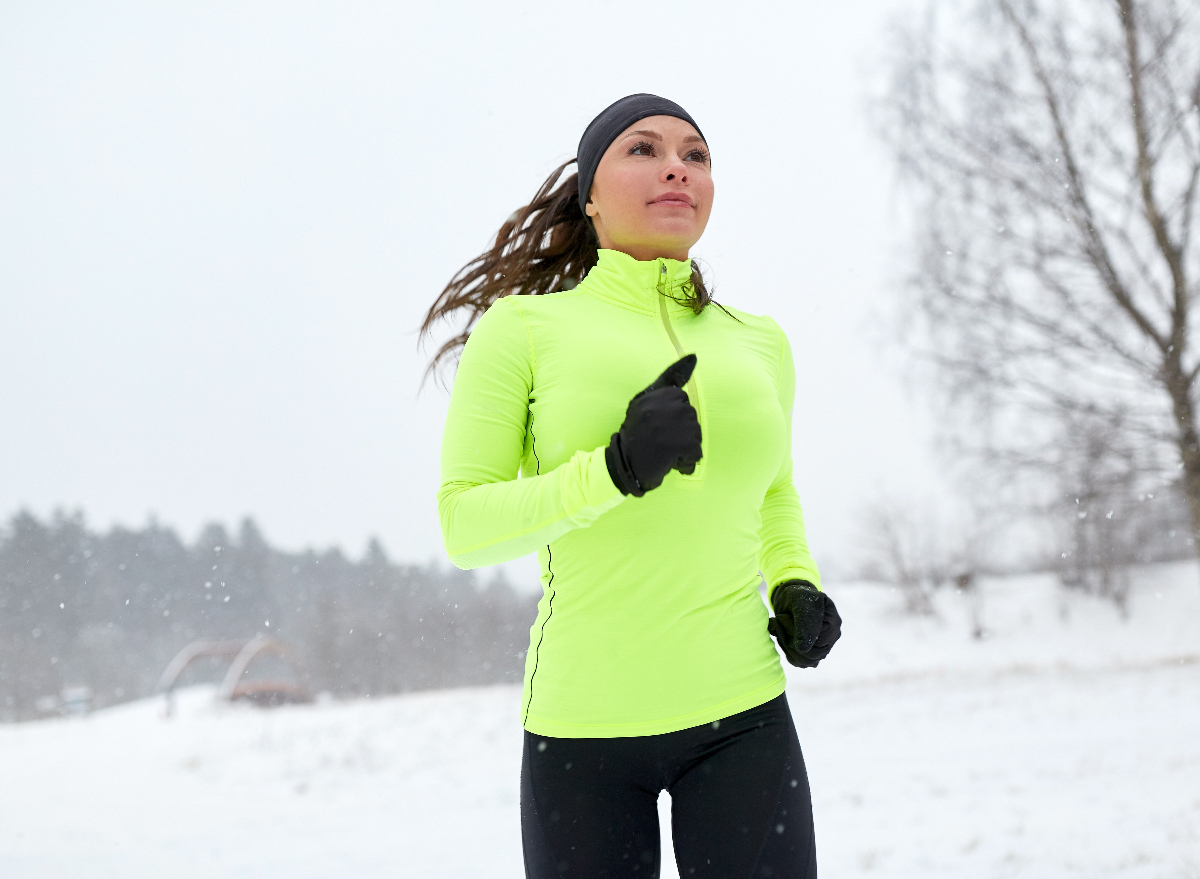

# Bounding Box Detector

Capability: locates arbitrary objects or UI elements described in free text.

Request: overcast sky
[0,0,940,585]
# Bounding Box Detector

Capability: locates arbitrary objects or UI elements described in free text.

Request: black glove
[768,579,842,668]
[605,354,703,497]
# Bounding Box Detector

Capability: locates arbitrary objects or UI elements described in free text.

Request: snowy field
[3,563,1199,878]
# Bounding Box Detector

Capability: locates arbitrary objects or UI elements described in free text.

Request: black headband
[576,93,705,215]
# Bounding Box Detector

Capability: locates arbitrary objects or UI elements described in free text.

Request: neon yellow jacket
[438,249,820,738]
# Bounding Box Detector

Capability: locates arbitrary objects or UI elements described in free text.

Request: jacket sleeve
[758,322,822,597]
[437,297,626,570]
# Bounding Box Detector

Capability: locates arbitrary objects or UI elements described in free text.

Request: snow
[3,562,1199,877]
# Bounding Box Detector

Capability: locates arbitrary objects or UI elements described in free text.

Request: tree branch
[1001,0,1170,352]
[1118,0,1191,355]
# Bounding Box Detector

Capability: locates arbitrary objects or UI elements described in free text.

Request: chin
[640,224,700,246]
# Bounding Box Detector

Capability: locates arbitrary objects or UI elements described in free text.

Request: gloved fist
[768,579,842,668]
[605,354,703,497]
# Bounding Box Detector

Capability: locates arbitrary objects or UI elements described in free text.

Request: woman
[426,94,841,879]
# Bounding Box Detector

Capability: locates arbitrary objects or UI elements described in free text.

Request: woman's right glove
[605,354,703,497]
[768,579,842,668]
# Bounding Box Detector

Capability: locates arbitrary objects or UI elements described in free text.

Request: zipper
[657,262,691,391]
[657,260,703,479]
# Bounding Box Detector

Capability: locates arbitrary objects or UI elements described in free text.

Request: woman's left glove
[767,579,841,668]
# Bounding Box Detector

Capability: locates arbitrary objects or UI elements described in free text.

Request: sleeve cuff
[580,445,626,511]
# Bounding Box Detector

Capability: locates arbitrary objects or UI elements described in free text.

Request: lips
[650,192,694,207]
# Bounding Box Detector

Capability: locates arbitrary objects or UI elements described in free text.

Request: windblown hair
[421,158,714,379]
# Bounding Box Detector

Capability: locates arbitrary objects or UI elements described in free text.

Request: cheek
[596,168,653,232]
[691,178,715,228]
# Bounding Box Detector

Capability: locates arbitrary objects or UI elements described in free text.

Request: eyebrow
[620,129,708,145]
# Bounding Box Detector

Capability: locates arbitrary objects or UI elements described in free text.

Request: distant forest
[0,511,537,722]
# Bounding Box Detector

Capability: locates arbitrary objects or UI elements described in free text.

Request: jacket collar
[578,249,697,316]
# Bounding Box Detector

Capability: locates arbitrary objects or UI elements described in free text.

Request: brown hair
[420,159,715,380]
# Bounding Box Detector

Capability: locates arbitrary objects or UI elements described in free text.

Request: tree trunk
[1164,362,1200,549]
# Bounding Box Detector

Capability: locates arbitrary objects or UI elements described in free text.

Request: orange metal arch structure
[157,635,311,708]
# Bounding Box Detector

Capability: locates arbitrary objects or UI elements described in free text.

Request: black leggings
[520,693,816,879]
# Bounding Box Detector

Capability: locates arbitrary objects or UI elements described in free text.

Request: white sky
[0,0,940,585]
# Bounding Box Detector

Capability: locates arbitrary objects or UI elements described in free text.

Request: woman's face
[585,115,713,262]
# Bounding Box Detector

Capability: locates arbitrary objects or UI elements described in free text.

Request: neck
[597,239,690,263]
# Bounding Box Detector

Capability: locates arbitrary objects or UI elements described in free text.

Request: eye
[627,140,656,157]
[685,147,710,164]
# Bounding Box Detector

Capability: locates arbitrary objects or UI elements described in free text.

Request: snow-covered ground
[3,563,1199,878]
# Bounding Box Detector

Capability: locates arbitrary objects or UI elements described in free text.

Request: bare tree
[1048,406,1150,613]
[877,1,1200,553]
[857,496,997,632]
[858,499,943,615]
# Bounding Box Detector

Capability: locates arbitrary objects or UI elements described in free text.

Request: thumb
[770,610,796,641]
[643,354,697,394]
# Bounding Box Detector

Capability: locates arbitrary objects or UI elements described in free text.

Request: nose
[662,157,688,184]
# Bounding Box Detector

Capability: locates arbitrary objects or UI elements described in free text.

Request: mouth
[649,192,695,208]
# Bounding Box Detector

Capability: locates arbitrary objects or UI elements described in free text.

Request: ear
[585,199,598,218]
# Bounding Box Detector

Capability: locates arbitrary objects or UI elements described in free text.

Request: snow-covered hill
[3,563,1198,878]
